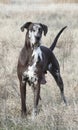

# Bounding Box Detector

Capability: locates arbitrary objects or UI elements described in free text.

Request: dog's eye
[39,28,42,32]
[33,29,35,32]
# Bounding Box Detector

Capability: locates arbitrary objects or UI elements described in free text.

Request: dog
[17,22,67,117]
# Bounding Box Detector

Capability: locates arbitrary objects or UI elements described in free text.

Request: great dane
[17,22,67,117]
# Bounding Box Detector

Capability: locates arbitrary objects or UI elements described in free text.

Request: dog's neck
[24,33,42,65]
[32,47,42,62]
[24,33,31,49]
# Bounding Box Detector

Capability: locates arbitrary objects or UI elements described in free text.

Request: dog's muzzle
[34,36,41,47]
[35,36,41,42]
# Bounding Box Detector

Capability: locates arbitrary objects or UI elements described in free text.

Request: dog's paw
[32,108,38,120]
[21,111,27,118]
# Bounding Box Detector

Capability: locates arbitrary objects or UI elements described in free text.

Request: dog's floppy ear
[20,22,32,32]
[40,24,48,36]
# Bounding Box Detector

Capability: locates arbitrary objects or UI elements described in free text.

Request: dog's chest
[23,47,42,83]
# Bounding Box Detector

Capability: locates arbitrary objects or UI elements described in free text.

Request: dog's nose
[35,36,40,41]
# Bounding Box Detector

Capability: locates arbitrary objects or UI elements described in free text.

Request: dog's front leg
[32,82,40,118]
[20,81,27,117]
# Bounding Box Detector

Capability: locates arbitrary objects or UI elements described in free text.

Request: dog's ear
[20,22,32,32]
[40,24,48,36]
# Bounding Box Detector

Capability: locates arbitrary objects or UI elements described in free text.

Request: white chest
[23,47,42,83]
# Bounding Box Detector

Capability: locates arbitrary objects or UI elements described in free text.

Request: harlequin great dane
[17,22,67,117]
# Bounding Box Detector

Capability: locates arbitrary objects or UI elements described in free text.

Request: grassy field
[0,0,78,130]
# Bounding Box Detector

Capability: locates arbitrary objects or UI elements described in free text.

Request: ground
[0,0,78,130]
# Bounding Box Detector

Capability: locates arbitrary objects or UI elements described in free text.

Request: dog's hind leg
[48,67,67,105]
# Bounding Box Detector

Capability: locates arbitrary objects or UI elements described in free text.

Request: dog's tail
[50,26,67,51]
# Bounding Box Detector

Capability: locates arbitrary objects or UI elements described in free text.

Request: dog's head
[20,22,48,47]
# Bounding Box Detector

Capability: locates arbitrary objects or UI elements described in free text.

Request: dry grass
[46,0,78,3]
[0,0,78,4]
[0,1,78,130]
[0,0,10,4]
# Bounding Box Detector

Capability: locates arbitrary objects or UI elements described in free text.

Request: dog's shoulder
[18,46,32,66]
